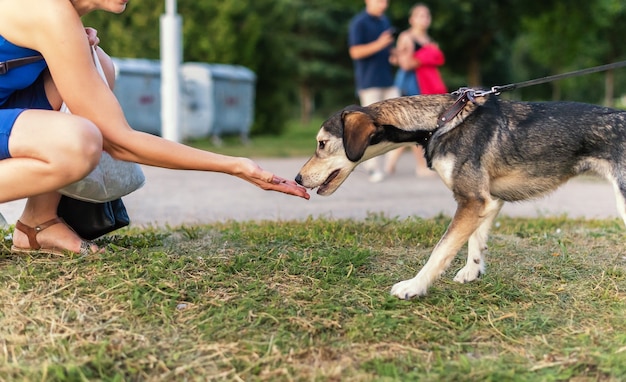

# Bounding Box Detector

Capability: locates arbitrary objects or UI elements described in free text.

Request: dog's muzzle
[295,169,341,195]
[294,173,303,185]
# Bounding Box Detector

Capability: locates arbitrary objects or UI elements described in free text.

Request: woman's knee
[73,117,103,161]
[58,118,103,177]
[8,111,103,182]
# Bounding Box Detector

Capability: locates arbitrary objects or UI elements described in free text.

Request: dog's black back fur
[427,97,626,202]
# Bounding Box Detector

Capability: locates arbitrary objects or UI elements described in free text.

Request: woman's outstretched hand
[238,158,310,199]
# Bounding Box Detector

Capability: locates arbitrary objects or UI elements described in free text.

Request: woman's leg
[411,145,433,177]
[6,110,103,253]
[1,109,102,202]
[384,147,406,175]
[358,88,387,182]
[385,145,433,177]
[11,192,98,254]
[2,66,106,252]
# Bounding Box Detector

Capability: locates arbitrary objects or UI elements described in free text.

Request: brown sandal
[11,217,95,256]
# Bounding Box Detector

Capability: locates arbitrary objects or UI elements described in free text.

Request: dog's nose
[295,174,303,185]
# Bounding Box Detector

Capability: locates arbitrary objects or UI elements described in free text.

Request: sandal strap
[15,217,63,250]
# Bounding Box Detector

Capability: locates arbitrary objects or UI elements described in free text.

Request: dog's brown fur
[296,94,626,299]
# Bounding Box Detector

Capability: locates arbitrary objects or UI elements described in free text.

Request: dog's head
[295,93,488,195]
[295,105,407,195]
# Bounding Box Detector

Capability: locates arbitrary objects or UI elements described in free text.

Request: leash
[437,59,626,128]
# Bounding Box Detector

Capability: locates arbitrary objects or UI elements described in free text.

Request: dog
[295,92,626,299]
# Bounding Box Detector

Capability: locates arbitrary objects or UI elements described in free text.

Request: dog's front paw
[390,278,429,300]
[453,263,484,284]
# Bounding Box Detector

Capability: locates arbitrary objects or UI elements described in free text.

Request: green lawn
[1,215,625,381]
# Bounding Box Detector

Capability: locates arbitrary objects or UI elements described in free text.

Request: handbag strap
[60,46,107,113]
[0,55,44,75]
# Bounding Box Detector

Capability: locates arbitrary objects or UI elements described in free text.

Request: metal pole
[160,0,182,142]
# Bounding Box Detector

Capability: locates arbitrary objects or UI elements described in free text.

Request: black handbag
[57,196,130,240]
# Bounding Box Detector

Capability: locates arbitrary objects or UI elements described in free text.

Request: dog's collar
[437,89,478,128]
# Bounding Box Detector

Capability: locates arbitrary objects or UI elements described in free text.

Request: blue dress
[0,35,50,159]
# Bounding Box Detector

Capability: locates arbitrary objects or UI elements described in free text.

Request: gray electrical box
[111,57,162,136]
[181,62,256,143]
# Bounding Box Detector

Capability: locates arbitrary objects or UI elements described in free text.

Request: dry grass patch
[0,215,625,381]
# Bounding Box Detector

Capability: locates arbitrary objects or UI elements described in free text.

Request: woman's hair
[410,2,429,16]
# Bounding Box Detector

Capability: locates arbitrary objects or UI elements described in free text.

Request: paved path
[1,154,622,228]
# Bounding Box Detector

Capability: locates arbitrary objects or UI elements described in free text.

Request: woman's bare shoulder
[0,0,79,49]
[398,30,412,41]
[397,31,414,48]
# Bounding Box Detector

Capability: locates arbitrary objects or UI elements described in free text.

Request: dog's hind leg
[390,195,499,299]
[453,198,504,284]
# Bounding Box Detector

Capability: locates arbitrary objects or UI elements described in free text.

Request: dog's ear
[342,110,379,162]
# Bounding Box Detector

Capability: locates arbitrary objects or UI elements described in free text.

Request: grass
[2,119,625,380]
[1,214,625,381]
[186,118,323,158]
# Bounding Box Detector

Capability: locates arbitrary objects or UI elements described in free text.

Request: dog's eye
[318,141,326,150]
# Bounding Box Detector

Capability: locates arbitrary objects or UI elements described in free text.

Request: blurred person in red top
[386,3,446,177]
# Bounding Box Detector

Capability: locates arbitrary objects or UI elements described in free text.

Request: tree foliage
[82,0,626,135]
[288,1,357,121]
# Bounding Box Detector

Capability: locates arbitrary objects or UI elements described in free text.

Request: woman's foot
[11,217,101,256]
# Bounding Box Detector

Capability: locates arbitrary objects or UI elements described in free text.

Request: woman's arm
[4,1,309,198]
[349,29,395,60]
[396,31,419,71]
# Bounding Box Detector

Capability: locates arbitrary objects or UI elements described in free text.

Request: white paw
[390,278,429,300]
[453,263,484,284]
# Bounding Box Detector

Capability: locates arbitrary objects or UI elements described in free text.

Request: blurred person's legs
[358,86,400,182]
[413,146,433,176]
[385,145,433,177]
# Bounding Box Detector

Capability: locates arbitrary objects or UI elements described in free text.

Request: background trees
[83,0,626,135]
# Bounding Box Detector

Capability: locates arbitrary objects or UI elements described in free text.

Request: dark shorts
[0,73,53,159]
